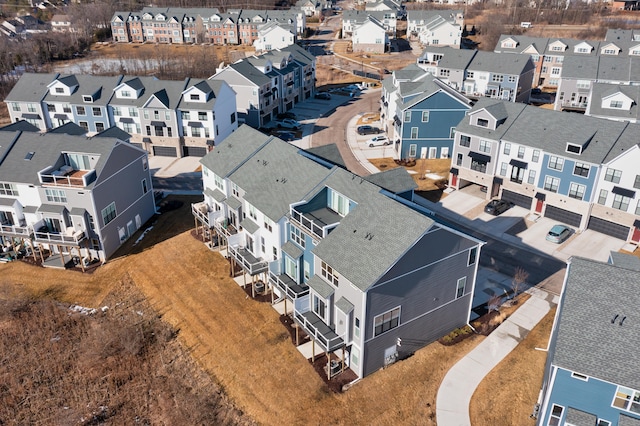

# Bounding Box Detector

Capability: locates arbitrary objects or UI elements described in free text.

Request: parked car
[277,112,297,120]
[274,131,296,142]
[271,118,301,130]
[357,125,381,135]
[546,224,572,244]
[315,92,331,100]
[345,84,362,93]
[531,88,542,95]
[484,199,514,216]
[368,135,391,147]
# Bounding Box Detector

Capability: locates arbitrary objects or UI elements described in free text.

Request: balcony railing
[40,169,96,188]
[269,270,309,300]
[33,229,86,245]
[191,202,223,229]
[227,240,268,275]
[294,310,344,353]
[0,223,30,237]
[561,100,588,109]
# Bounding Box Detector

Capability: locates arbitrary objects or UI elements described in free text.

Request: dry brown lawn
[369,158,451,191]
[0,195,488,425]
[470,307,557,426]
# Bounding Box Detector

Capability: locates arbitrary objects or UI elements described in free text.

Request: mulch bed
[309,353,358,393]
[279,314,310,346]
[17,249,101,274]
[240,281,272,303]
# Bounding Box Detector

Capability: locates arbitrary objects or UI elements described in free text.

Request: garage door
[183,146,207,157]
[587,216,630,240]
[501,190,532,209]
[130,142,143,149]
[544,205,582,227]
[152,146,177,157]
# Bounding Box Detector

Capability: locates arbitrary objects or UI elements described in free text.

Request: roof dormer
[601,91,634,111]
[549,40,567,52]
[114,78,144,99]
[573,41,594,54]
[500,37,518,49]
[600,43,621,55]
[629,44,640,56]
[155,13,166,21]
[47,75,78,96]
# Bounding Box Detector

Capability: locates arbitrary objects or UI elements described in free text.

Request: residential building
[5,73,59,131]
[585,83,640,123]
[177,78,238,157]
[0,127,155,264]
[450,99,640,243]
[296,0,321,17]
[50,15,72,32]
[44,74,123,134]
[381,64,472,160]
[342,10,397,38]
[253,21,296,52]
[352,16,389,54]
[193,124,484,380]
[536,256,640,426]
[418,47,535,103]
[407,9,463,47]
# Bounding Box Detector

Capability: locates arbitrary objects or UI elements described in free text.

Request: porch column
[311,339,315,363]
[341,347,345,373]
[58,245,65,268]
[326,352,330,381]
[31,239,36,261]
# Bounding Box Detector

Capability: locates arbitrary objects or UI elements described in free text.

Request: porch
[289,205,341,240]
[294,310,344,353]
[269,271,309,300]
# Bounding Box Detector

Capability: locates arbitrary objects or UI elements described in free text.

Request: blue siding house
[537,255,640,426]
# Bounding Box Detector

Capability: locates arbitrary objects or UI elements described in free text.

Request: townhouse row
[192,125,484,380]
[0,121,156,266]
[111,7,305,46]
[450,98,640,244]
[406,9,464,47]
[4,44,316,158]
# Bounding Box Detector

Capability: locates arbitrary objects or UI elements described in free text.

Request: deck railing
[290,207,326,240]
[228,244,268,275]
[294,311,344,353]
[0,223,30,237]
[269,270,309,300]
[33,229,86,245]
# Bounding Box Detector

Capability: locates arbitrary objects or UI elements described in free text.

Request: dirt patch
[369,158,451,192]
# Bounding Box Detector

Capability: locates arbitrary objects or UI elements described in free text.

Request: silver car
[546,224,572,243]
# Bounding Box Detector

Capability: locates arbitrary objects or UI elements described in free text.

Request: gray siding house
[5,72,59,131]
[0,127,156,265]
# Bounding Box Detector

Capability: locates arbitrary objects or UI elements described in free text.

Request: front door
[632,227,640,243]
[535,199,544,213]
[451,174,458,187]
[420,147,427,159]
[429,147,438,159]
[441,147,449,159]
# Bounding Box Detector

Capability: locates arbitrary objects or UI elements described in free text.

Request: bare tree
[487,294,501,314]
[511,266,529,299]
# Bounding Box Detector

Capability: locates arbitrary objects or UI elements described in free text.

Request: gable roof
[44,74,122,106]
[364,166,417,194]
[0,121,39,133]
[467,51,534,75]
[551,257,640,390]
[5,72,59,102]
[48,122,87,136]
[588,83,640,123]
[455,98,527,141]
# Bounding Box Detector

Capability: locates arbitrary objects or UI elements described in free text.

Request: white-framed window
[101,202,116,226]
[491,74,504,82]
[411,127,418,139]
[45,188,67,203]
[547,404,563,426]
[329,190,349,216]
[404,110,411,122]
[612,386,640,413]
[479,140,491,153]
[468,247,477,266]
[373,307,400,337]
[500,162,507,176]
[568,183,585,200]
[528,170,537,184]
[141,178,148,194]
[313,294,326,320]
[612,194,631,211]
[214,173,224,190]
[247,203,257,220]
[598,189,608,205]
[264,216,273,232]
[421,111,430,122]
[304,260,310,280]
[517,146,525,159]
[354,317,360,339]
[409,144,417,157]
[548,156,564,171]
[290,224,305,248]
[456,277,466,299]
[573,162,589,177]
[551,67,561,76]
[351,346,360,367]
[321,260,339,286]
[544,176,560,192]
[571,372,588,381]
[0,182,18,196]
[604,168,622,183]
[503,142,511,155]
[459,135,471,147]
[532,150,540,163]
[636,199,640,216]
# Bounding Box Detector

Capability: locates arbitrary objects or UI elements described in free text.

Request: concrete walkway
[436,287,559,426]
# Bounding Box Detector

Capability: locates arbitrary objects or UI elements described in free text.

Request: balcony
[560,100,588,110]
[0,222,30,238]
[191,202,223,229]
[39,165,96,188]
[269,269,309,300]
[294,310,344,353]
[33,225,86,246]
[227,235,268,275]
[290,205,341,240]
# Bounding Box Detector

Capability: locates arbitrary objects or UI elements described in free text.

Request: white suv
[368,135,390,147]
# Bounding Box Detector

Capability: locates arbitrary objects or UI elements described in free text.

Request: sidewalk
[436,287,559,426]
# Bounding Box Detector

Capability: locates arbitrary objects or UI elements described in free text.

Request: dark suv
[277,112,297,120]
[357,125,380,135]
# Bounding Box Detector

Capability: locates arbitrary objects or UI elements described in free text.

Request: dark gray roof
[454,98,527,142]
[565,408,596,425]
[560,55,600,80]
[38,204,67,214]
[551,257,640,390]
[94,126,131,141]
[365,167,417,194]
[0,131,130,188]
[44,74,122,106]
[5,72,58,102]
[500,102,628,164]
[608,251,640,271]
[494,34,550,55]
[467,51,534,75]
[597,55,640,83]
[230,136,332,221]
[199,125,271,178]
[604,122,640,163]
[587,83,640,123]
[227,60,271,86]
[0,121,39,133]
[393,63,427,82]
[311,167,435,291]
[620,414,640,426]
[48,122,87,136]
[225,196,242,210]
[422,46,476,70]
[111,76,185,109]
[280,43,315,66]
[303,144,346,169]
[177,79,227,111]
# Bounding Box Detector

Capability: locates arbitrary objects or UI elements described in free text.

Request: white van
[520,22,532,28]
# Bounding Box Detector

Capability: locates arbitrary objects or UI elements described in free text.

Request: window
[439,69,450,77]
[79,121,89,131]
[10,102,20,111]
[479,140,491,153]
[214,173,224,190]
[191,127,201,137]
[566,143,582,154]
[410,127,418,139]
[491,74,504,82]
[471,158,487,173]
[247,203,257,220]
[165,111,171,121]
[598,189,608,205]
[511,165,524,184]
[143,110,149,119]
[573,162,589,177]
[551,67,561,76]
[456,277,466,298]
[62,104,71,113]
[634,175,640,189]
[261,236,265,253]
[290,225,305,248]
[636,200,640,216]
[568,183,585,200]
[477,118,488,128]
[612,386,640,413]
[304,261,310,280]
[528,170,537,185]
[532,150,540,163]
[190,94,200,101]
[467,71,474,79]
[181,111,190,120]
[47,104,56,112]
[404,110,411,122]
[613,194,631,211]
[468,247,477,266]
[421,111,430,122]
[230,112,236,123]
[76,106,86,115]
[456,153,463,166]
[354,317,360,339]
[503,143,511,155]
[548,156,564,171]
[597,420,611,426]
[460,135,471,147]
[92,107,102,117]
[55,87,64,94]
[517,146,525,159]
[142,157,148,171]
[0,183,18,196]
[45,188,67,203]
[409,144,417,157]
[101,202,116,226]
[500,162,507,176]
[321,261,339,286]
[112,106,121,116]
[544,176,559,192]
[264,217,273,232]
[330,190,349,216]
[141,178,148,194]
[604,168,622,183]
[129,107,138,117]
[547,404,563,426]
[313,295,326,319]
[374,307,400,336]
[571,372,588,381]
[198,111,207,121]
[95,122,105,132]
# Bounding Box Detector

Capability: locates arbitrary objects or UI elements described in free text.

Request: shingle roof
[467,51,534,75]
[177,79,228,111]
[48,122,87,136]
[620,414,640,426]
[454,98,527,142]
[565,408,596,425]
[551,257,640,390]
[44,74,122,107]
[5,72,58,102]
[603,122,640,163]
[422,46,476,70]
[303,144,347,169]
[227,60,271,86]
[608,251,640,271]
[0,121,39,133]
[94,126,131,141]
[588,83,640,123]
[494,34,549,54]
[311,168,435,291]
[112,76,185,109]
[199,125,271,177]
[364,166,417,194]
